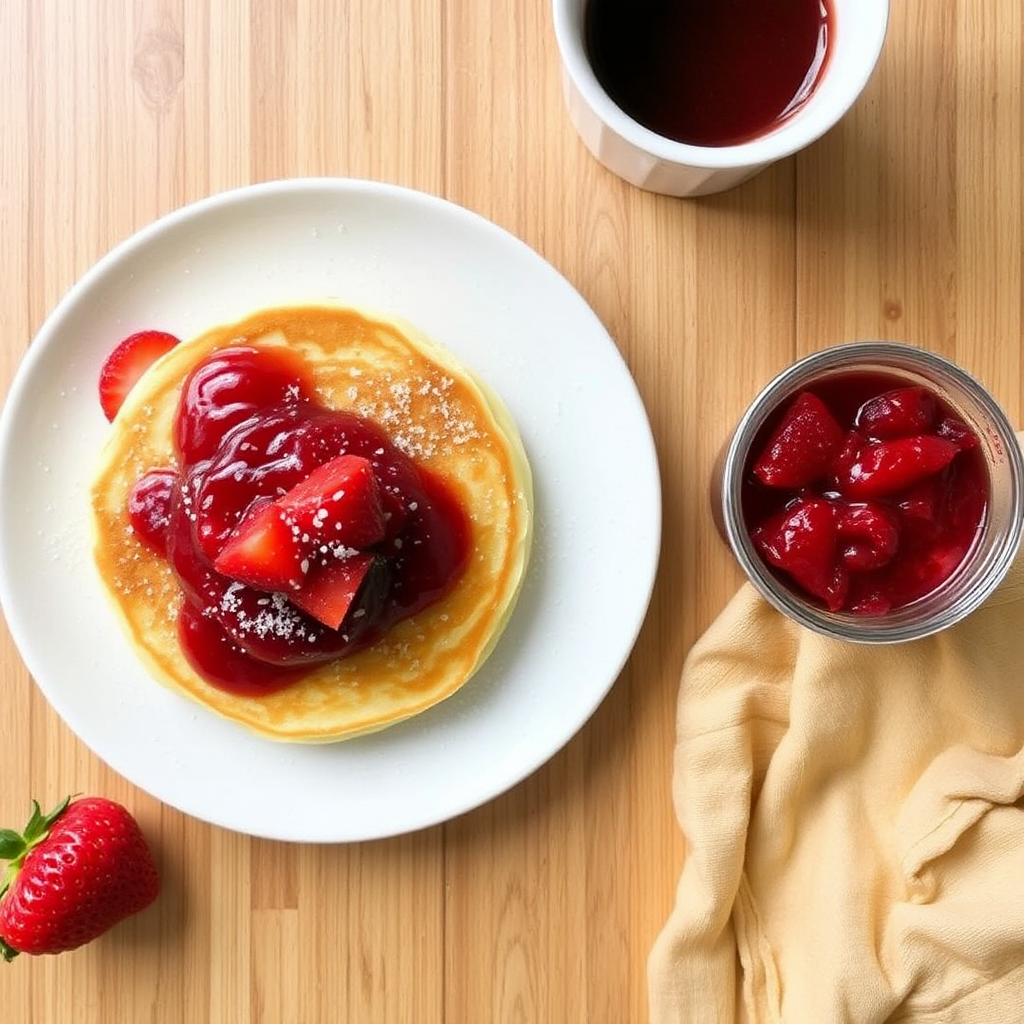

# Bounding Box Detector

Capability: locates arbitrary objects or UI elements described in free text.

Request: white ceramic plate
[0,179,661,842]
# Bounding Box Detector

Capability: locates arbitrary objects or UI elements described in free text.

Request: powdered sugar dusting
[217,584,311,642]
[340,367,484,461]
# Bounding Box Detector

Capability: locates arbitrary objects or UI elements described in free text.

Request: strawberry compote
[127,345,470,695]
[740,371,988,615]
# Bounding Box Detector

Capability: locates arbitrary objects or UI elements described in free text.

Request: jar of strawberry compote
[719,342,1024,643]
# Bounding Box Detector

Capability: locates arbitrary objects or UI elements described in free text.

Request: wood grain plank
[251,837,300,911]
[0,2,1022,1023]
[797,2,959,359]
[251,909,300,1024]
[202,0,249,195]
[128,0,190,245]
[288,836,445,1024]
[441,2,599,1019]
[0,33,35,1021]
[955,0,1023,418]
[0,0,31,363]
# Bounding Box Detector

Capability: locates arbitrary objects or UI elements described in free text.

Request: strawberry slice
[278,454,386,550]
[212,456,389,601]
[288,553,377,629]
[213,500,309,591]
[752,497,849,611]
[98,329,180,421]
[855,386,936,439]
[752,391,845,489]
[837,436,959,499]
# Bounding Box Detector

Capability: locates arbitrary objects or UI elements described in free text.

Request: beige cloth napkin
[648,440,1024,1024]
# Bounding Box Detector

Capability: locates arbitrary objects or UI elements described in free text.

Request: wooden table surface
[1,1,1021,1021]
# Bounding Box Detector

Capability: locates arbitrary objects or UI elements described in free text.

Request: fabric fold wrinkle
[648,438,1024,1024]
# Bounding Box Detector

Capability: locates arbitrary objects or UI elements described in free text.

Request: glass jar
[719,341,1024,643]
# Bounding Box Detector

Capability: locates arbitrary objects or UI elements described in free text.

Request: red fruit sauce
[127,345,470,696]
[742,371,989,615]
[584,0,832,147]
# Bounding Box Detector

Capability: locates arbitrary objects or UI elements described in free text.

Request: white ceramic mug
[552,0,889,197]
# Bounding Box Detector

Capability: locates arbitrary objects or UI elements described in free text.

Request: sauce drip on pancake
[128,345,470,696]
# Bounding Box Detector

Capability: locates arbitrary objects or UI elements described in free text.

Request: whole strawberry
[0,796,160,960]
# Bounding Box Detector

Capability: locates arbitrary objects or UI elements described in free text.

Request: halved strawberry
[98,330,180,421]
[855,386,936,439]
[752,391,845,489]
[895,477,941,523]
[936,415,980,451]
[213,500,308,591]
[837,436,959,499]
[830,429,865,484]
[894,478,943,544]
[288,553,376,629]
[752,497,849,611]
[836,502,901,572]
[886,540,969,605]
[278,454,386,550]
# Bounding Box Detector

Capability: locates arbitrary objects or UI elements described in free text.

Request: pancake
[91,305,533,742]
